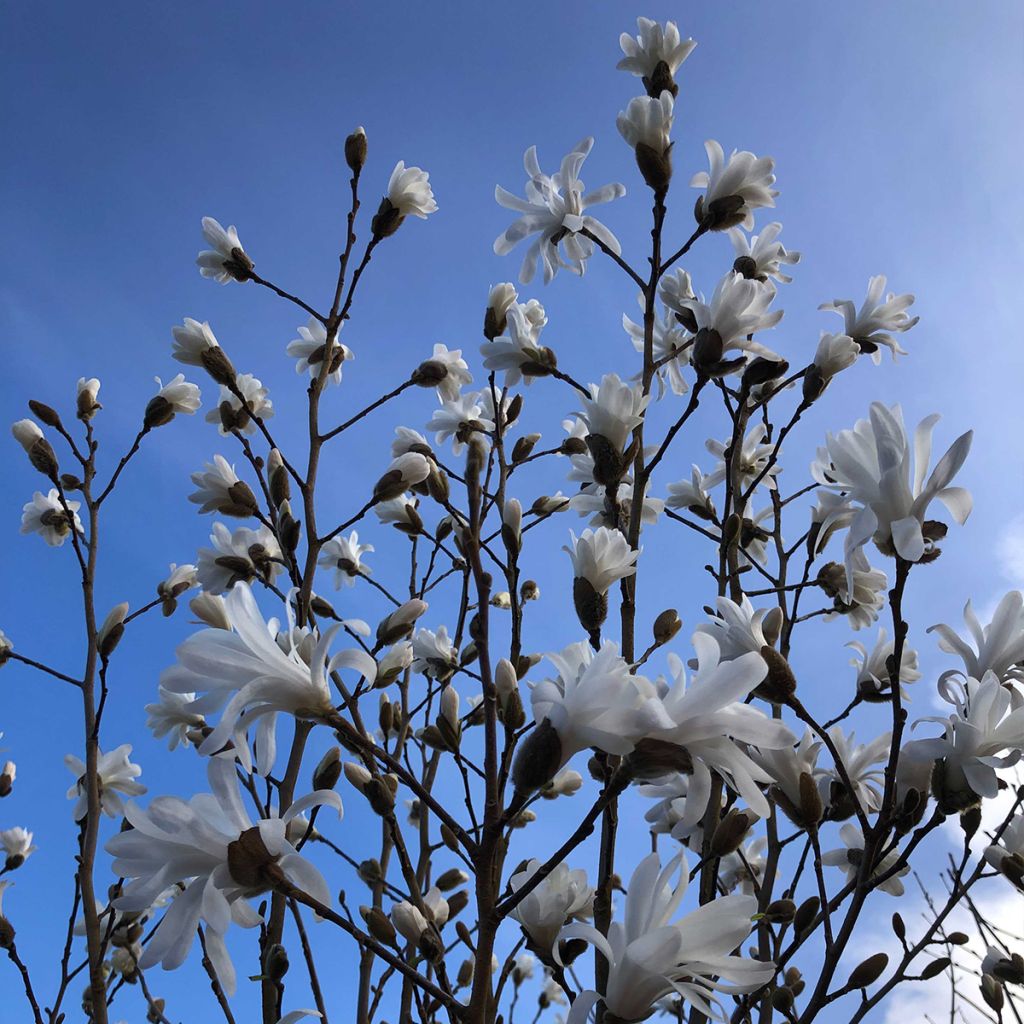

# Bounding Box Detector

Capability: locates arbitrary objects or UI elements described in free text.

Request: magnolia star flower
[623,298,692,396]
[719,837,768,895]
[391,426,431,458]
[189,455,258,517]
[617,92,674,193]
[21,489,83,546]
[564,527,638,594]
[578,373,649,458]
[287,318,352,387]
[427,393,494,455]
[822,823,909,896]
[423,343,473,403]
[411,626,458,681]
[847,627,921,700]
[819,275,919,363]
[812,402,973,577]
[494,138,625,284]
[148,374,202,425]
[617,17,696,94]
[65,744,146,822]
[76,377,102,419]
[691,141,778,231]
[751,729,823,829]
[728,223,800,284]
[984,815,1024,888]
[196,216,252,283]
[520,641,666,787]
[480,301,555,385]
[106,754,340,996]
[145,685,205,750]
[158,563,199,603]
[694,596,778,662]
[387,161,437,218]
[318,532,373,589]
[929,591,1024,687]
[659,267,696,316]
[907,672,1024,811]
[484,281,520,338]
[638,774,691,835]
[666,465,715,519]
[678,272,782,376]
[508,860,594,951]
[645,640,793,826]
[817,727,890,815]
[160,582,376,774]
[703,421,781,492]
[197,522,284,595]
[1,826,36,869]
[812,331,860,379]
[206,373,273,435]
[559,851,773,1024]
[374,494,420,530]
[818,550,887,631]
[567,481,664,530]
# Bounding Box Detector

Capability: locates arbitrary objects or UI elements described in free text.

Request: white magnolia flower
[20,489,83,546]
[152,374,202,417]
[647,641,793,824]
[529,641,666,770]
[704,421,780,492]
[145,685,205,750]
[196,216,251,284]
[206,373,273,434]
[728,223,800,283]
[391,426,431,458]
[929,591,1024,687]
[65,744,146,822]
[813,402,973,576]
[578,373,650,453]
[411,626,459,681]
[623,298,692,396]
[494,138,625,284]
[617,17,696,86]
[387,161,437,218]
[513,952,536,982]
[909,672,1024,807]
[481,301,555,385]
[822,822,909,896]
[158,563,199,602]
[286,318,352,387]
[425,343,473,403]
[161,582,376,774]
[106,754,340,996]
[560,852,773,1024]
[694,596,776,662]
[485,282,520,335]
[817,727,891,814]
[658,267,696,316]
[616,91,674,152]
[318,532,373,589]
[819,275,919,363]
[691,141,778,231]
[638,774,691,835]
[427,393,494,455]
[812,331,860,379]
[666,466,715,518]
[197,523,284,595]
[679,272,782,371]
[847,627,921,699]
[508,860,593,951]
[819,550,887,631]
[76,377,102,418]
[392,900,429,944]
[564,527,638,594]
[751,729,823,827]
[0,826,36,866]
[568,481,664,530]
[984,815,1024,883]
[719,837,768,895]
[374,494,420,529]
[543,768,584,799]
[171,317,224,367]
[189,455,249,515]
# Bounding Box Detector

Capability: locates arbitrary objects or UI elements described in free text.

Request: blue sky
[2,3,1023,1022]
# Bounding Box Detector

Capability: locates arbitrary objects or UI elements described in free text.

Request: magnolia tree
[4,16,1024,1024]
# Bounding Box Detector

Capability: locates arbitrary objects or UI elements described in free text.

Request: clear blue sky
[2,3,1023,1022]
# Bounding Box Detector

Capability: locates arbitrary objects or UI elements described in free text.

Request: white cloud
[997,515,1024,586]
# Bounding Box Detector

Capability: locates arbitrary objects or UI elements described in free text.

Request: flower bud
[572,577,607,637]
[435,868,468,892]
[756,646,797,703]
[12,419,58,479]
[652,608,681,645]
[312,747,342,791]
[76,379,102,421]
[371,197,404,239]
[847,953,888,990]
[97,602,129,659]
[376,600,428,646]
[710,808,755,856]
[261,942,289,982]
[511,433,541,465]
[344,126,367,174]
[189,592,232,630]
[511,719,563,795]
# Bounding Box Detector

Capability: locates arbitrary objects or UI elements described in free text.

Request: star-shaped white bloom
[929,591,1024,687]
[508,860,593,951]
[318,531,373,589]
[65,744,146,822]
[494,138,625,284]
[196,522,284,595]
[819,275,918,363]
[20,489,83,546]
[691,141,778,231]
